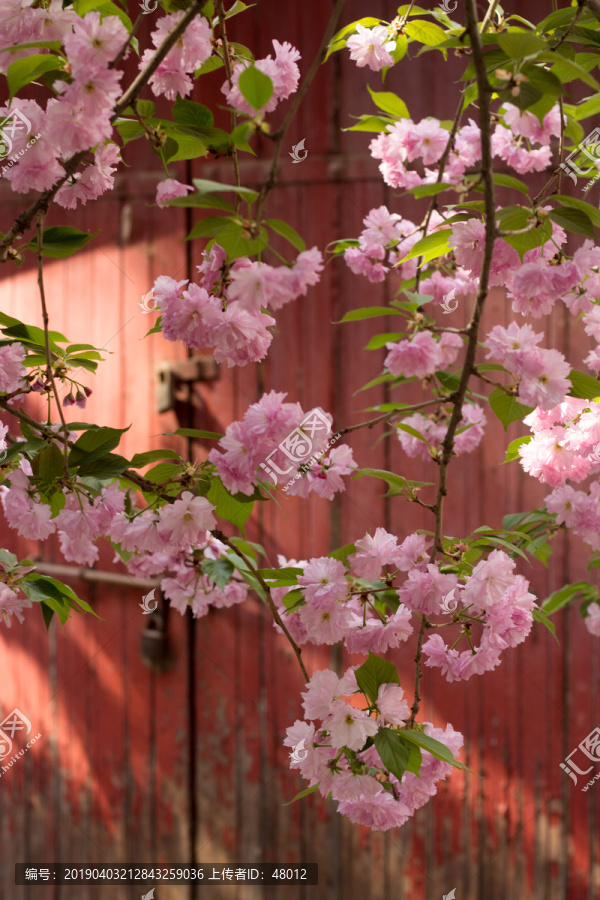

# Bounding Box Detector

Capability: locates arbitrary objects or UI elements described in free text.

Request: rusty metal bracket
[155,355,219,414]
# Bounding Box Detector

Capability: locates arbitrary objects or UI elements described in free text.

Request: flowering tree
[2,0,600,833]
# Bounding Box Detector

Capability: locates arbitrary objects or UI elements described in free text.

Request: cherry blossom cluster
[284,665,464,831]
[422,550,537,681]
[209,389,356,498]
[153,243,324,368]
[222,40,301,114]
[269,531,538,671]
[0,340,94,408]
[0,454,252,624]
[0,9,128,204]
[484,322,571,411]
[139,11,212,101]
[396,403,487,461]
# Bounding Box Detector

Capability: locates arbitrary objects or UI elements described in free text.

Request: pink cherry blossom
[585,604,600,637]
[348,527,399,581]
[385,331,442,379]
[325,700,379,751]
[298,557,348,606]
[157,492,216,546]
[346,24,396,72]
[0,583,32,627]
[0,342,27,394]
[376,683,409,725]
[156,179,193,208]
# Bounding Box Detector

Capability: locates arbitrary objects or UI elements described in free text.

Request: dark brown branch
[213,529,309,682]
[255,0,347,221]
[0,0,205,261]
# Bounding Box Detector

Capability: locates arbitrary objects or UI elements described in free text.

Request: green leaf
[355,651,400,704]
[497,31,547,60]
[238,64,273,110]
[128,449,181,468]
[409,183,453,199]
[397,229,451,265]
[503,435,532,463]
[549,195,600,229]
[283,782,320,805]
[328,543,356,566]
[167,428,224,440]
[28,226,98,259]
[488,388,533,431]
[367,86,409,119]
[215,221,268,261]
[192,178,259,203]
[548,206,595,238]
[542,581,593,614]
[259,566,304,584]
[400,728,472,772]
[396,423,431,445]
[339,306,404,323]
[539,50,600,89]
[373,728,410,781]
[281,587,304,610]
[172,98,213,128]
[493,172,530,195]
[144,462,186,483]
[0,40,62,52]
[7,53,63,98]
[404,19,447,47]
[163,132,208,163]
[265,219,306,252]
[187,216,232,240]
[37,444,64,483]
[202,557,235,588]
[532,606,559,642]
[345,115,393,132]
[574,93,600,122]
[568,369,600,400]
[207,477,253,533]
[365,332,404,350]
[68,426,128,467]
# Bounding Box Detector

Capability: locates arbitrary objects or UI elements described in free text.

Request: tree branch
[255,0,347,221]
[0,0,205,262]
[212,529,309,682]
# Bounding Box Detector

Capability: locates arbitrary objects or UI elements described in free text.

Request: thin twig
[337,396,452,437]
[255,0,347,221]
[0,1,205,261]
[408,0,497,727]
[213,529,309,681]
[36,214,70,476]
[481,0,500,33]
[216,0,241,211]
